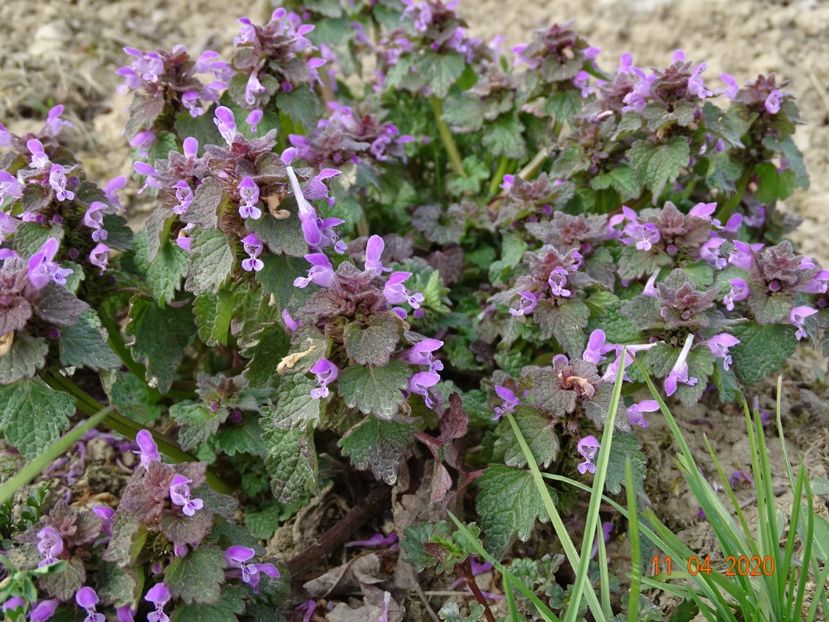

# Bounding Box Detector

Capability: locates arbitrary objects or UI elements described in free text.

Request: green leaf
[268,374,320,429]
[590,165,642,201]
[0,333,47,384]
[193,288,235,347]
[216,417,266,457]
[338,416,415,484]
[441,95,484,130]
[244,503,285,540]
[0,378,74,458]
[106,371,162,423]
[256,255,314,313]
[337,361,411,419]
[550,146,591,178]
[489,233,527,286]
[276,85,323,130]
[475,465,550,557]
[482,113,526,159]
[13,223,62,258]
[247,214,308,258]
[730,323,797,385]
[401,521,452,572]
[185,229,234,296]
[343,312,403,366]
[165,545,225,605]
[126,297,195,393]
[175,110,223,151]
[170,402,226,451]
[262,420,317,503]
[496,407,558,469]
[755,162,796,203]
[181,178,222,229]
[97,562,140,608]
[103,515,146,566]
[420,52,465,98]
[38,556,86,601]
[242,325,290,387]
[628,137,690,199]
[171,585,247,622]
[59,311,121,370]
[604,432,647,494]
[135,235,188,306]
[586,292,643,343]
[534,299,590,358]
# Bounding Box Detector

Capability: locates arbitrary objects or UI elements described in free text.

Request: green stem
[42,371,233,494]
[0,407,112,505]
[716,168,751,223]
[488,156,510,199]
[430,96,465,177]
[517,148,549,181]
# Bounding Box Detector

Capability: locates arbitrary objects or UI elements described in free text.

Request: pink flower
[293,253,335,288]
[626,400,659,428]
[238,177,262,220]
[28,237,73,289]
[169,474,204,517]
[705,333,740,370]
[724,278,750,311]
[409,370,440,408]
[75,587,105,622]
[214,106,237,144]
[582,329,614,365]
[48,164,74,201]
[225,546,280,591]
[492,385,519,421]
[664,334,698,396]
[789,305,817,341]
[577,435,600,475]
[145,582,171,622]
[310,358,338,399]
[36,526,64,567]
[135,429,160,469]
[509,291,537,317]
[764,89,783,114]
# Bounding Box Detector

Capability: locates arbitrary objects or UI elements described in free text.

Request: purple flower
[382,271,413,305]
[364,234,385,274]
[181,90,203,117]
[2,597,24,614]
[764,89,783,114]
[135,429,160,469]
[30,600,59,622]
[500,174,514,192]
[590,521,614,559]
[626,400,659,428]
[182,136,199,160]
[176,223,194,251]
[664,334,698,396]
[705,333,740,370]
[27,139,50,169]
[582,329,614,365]
[623,221,660,251]
[89,243,110,273]
[238,176,261,220]
[48,164,74,201]
[169,474,204,517]
[728,240,754,270]
[724,278,750,311]
[225,546,280,591]
[700,236,727,269]
[241,232,264,272]
[145,582,171,622]
[45,104,72,136]
[310,358,338,399]
[75,587,105,622]
[293,253,335,288]
[728,470,754,488]
[409,371,441,408]
[492,385,519,421]
[689,202,717,220]
[577,435,600,475]
[345,532,398,548]
[129,130,156,157]
[282,309,299,332]
[83,202,109,242]
[133,161,162,192]
[28,238,73,289]
[403,339,444,372]
[642,270,660,297]
[245,72,267,106]
[574,70,592,98]
[116,606,136,622]
[548,266,571,298]
[246,109,263,133]
[720,73,739,99]
[0,170,24,203]
[172,180,193,215]
[93,506,115,537]
[789,306,817,341]
[296,600,318,622]
[509,291,537,317]
[36,526,64,566]
[687,63,712,99]
[214,106,237,144]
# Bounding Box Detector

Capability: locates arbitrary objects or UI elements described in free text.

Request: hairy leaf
[262,420,317,503]
[165,545,225,605]
[343,312,402,367]
[185,229,234,296]
[0,378,74,458]
[337,361,410,419]
[338,416,415,484]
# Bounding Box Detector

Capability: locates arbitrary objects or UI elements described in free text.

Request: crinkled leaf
[489,233,527,286]
[420,52,465,98]
[181,178,222,228]
[604,432,647,494]
[482,113,526,159]
[217,417,266,457]
[343,312,402,367]
[126,296,195,393]
[12,223,62,258]
[97,562,140,608]
[590,165,642,201]
[256,255,315,313]
[337,361,410,419]
[276,85,324,130]
[247,214,307,258]
[0,378,74,458]
[165,544,225,605]
[730,323,797,385]
[262,420,317,503]
[338,416,415,484]
[401,521,453,572]
[269,374,320,430]
[106,371,162,423]
[103,514,146,566]
[170,402,226,451]
[550,146,591,178]
[475,465,550,558]
[628,136,690,200]
[193,288,235,347]
[126,94,164,138]
[171,585,247,622]
[534,298,590,358]
[496,407,558,469]
[134,234,188,306]
[144,207,171,262]
[185,229,234,296]
[36,283,88,327]
[586,292,643,343]
[59,310,119,370]
[242,325,290,387]
[0,333,47,384]
[616,246,672,281]
[38,556,85,601]
[159,508,214,547]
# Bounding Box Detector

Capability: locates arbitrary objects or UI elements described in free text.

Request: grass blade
[625,458,641,622]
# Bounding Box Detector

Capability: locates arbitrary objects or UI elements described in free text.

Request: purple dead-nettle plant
[118,45,230,135]
[225,546,280,592]
[229,8,325,110]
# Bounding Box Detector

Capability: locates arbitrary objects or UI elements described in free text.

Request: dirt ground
[1,0,827,614]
